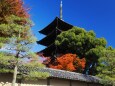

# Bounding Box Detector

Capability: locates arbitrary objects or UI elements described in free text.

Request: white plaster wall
[0,74,47,86]
[89,83,102,86]
[72,81,87,86]
[20,84,47,86]
[50,78,70,86]
[0,73,13,86]
[21,79,47,86]
[0,74,102,86]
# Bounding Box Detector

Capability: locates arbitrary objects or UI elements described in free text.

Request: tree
[0,0,29,47]
[96,47,115,86]
[0,15,49,86]
[0,0,49,86]
[0,0,29,23]
[43,53,86,72]
[55,27,107,75]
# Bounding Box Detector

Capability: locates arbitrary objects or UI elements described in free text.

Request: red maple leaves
[3,0,29,18]
[42,53,86,72]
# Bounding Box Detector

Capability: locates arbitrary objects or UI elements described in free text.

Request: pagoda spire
[60,0,63,20]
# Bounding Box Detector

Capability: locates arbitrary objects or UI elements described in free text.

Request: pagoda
[37,1,73,57]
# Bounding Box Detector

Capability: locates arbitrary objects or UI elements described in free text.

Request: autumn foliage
[0,0,31,38]
[43,53,86,72]
[0,0,29,18]
[0,0,29,24]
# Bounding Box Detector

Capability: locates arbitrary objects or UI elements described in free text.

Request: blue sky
[24,0,115,52]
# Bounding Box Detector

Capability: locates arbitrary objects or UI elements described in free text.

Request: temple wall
[21,79,47,86]
[0,74,102,86]
[49,78,70,86]
[72,80,87,86]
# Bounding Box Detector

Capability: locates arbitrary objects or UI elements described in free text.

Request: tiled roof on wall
[0,65,101,84]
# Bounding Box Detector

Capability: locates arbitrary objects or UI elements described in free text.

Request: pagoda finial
[60,0,63,20]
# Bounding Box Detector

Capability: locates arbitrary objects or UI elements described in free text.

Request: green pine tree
[0,15,49,86]
[55,26,107,75]
[96,47,115,86]
[0,0,49,86]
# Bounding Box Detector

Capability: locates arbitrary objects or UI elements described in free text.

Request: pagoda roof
[38,43,56,56]
[39,17,73,35]
[37,28,61,46]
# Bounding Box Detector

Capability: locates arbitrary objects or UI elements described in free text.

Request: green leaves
[0,37,10,48]
[0,52,16,65]
[56,26,107,57]
[0,0,49,84]
[24,62,45,68]
[0,14,49,79]
[23,71,49,80]
[96,48,115,86]
[86,47,105,61]
[0,15,31,38]
[55,26,107,75]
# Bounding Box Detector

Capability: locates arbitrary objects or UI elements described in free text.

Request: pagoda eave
[39,17,57,35]
[37,43,56,57]
[37,29,61,46]
[39,17,73,35]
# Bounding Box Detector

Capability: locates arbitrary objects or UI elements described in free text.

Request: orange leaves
[0,0,31,38]
[57,54,76,64]
[0,0,29,24]
[48,53,86,72]
[53,54,76,71]
[5,0,29,18]
[66,63,76,71]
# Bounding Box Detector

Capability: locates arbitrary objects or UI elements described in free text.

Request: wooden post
[70,80,72,86]
[47,78,50,86]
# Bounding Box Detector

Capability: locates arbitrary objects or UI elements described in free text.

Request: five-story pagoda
[37,1,73,58]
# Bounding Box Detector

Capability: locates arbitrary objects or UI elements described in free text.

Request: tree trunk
[12,65,18,86]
